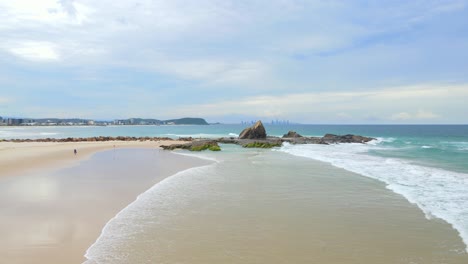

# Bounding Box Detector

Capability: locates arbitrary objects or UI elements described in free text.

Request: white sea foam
[382,137,396,143]
[83,163,217,263]
[0,130,60,138]
[172,150,221,163]
[442,141,468,151]
[279,142,468,252]
[366,137,397,146]
[421,145,433,149]
[39,132,59,136]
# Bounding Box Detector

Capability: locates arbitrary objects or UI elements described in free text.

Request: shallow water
[280,141,468,253]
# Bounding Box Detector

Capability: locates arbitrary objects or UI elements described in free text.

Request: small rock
[282,131,303,138]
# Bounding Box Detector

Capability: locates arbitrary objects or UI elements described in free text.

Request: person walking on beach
[74,149,77,155]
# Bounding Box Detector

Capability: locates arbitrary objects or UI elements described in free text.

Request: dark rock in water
[283,131,303,138]
[321,134,374,144]
[238,121,266,139]
[217,137,284,148]
[284,137,324,144]
[242,140,282,148]
[160,140,221,151]
[190,140,221,151]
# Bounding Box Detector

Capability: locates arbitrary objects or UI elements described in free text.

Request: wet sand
[0,148,211,264]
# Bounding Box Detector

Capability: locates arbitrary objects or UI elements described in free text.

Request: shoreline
[83,161,216,263]
[279,142,468,253]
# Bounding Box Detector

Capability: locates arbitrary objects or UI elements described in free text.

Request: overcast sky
[1,0,467,123]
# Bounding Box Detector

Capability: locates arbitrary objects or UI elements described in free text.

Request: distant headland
[0,116,209,126]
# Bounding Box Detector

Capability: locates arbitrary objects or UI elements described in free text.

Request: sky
[0,0,467,124]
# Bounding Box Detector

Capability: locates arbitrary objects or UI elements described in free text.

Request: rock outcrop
[283,131,303,138]
[320,134,374,144]
[160,140,221,151]
[236,121,376,145]
[238,121,267,139]
[242,140,283,148]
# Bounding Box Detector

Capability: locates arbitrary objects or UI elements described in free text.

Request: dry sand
[0,140,180,178]
[0,141,210,264]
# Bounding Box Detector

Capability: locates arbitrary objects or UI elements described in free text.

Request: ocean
[2,124,468,262]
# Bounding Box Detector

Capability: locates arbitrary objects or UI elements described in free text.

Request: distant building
[20,119,36,126]
[114,119,130,125]
[270,119,290,125]
[7,118,23,125]
[87,120,95,125]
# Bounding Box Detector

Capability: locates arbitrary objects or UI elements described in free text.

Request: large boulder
[283,131,303,138]
[238,121,267,139]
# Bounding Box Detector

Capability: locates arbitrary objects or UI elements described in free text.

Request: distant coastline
[0,116,209,126]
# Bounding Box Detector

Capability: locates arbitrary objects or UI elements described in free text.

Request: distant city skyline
[0,116,209,126]
[1,1,467,124]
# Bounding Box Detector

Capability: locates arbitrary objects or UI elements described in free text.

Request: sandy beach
[0,141,211,264]
[0,140,182,178]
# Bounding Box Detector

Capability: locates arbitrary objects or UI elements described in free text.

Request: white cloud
[148,58,271,87]
[391,112,412,120]
[415,109,439,119]
[391,110,439,121]
[58,0,77,17]
[0,96,12,104]
[169,83,467,123]
[0,0,92,26]
[336,112,352,119]
[1,0,468,122]
[278,35,345,53]
[7,41,60,61]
